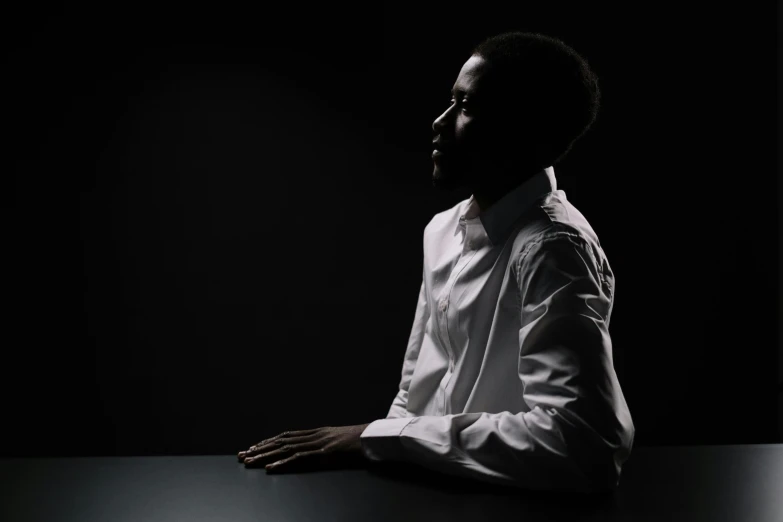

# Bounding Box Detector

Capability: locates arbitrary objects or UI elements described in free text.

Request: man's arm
[386,268,430,419]
[360,230,634,492]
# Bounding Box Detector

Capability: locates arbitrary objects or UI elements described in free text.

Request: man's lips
[432,141,452,156]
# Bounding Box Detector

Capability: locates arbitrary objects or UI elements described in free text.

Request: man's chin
[431,166,466,191]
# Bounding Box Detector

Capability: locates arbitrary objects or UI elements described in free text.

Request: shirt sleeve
[360,230,634,492]
[385,268,430,419]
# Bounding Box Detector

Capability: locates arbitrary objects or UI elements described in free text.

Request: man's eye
[450,98,469,112]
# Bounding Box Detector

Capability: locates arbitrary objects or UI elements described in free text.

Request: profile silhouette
[431,31,600,213]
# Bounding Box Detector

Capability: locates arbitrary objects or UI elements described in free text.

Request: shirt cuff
[360,417,416,462]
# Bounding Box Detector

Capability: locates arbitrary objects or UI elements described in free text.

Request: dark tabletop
[1,444,781,522]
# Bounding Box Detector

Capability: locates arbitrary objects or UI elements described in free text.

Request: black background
[4,3,780,457]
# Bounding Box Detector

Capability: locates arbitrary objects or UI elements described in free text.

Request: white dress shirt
[359,166,634,492]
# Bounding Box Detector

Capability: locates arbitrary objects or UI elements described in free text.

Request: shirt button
[439,300,447,312]
[466,240,473,249]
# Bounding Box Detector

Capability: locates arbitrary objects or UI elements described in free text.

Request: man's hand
[237,423,373,473]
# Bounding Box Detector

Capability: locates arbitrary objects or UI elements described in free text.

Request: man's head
[431,32,600,192]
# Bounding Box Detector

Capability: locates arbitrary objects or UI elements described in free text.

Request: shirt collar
[458,166,557,246]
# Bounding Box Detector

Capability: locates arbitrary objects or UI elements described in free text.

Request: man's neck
[470,165,540,214]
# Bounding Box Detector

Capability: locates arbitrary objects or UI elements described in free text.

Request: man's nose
[432,109,450,133]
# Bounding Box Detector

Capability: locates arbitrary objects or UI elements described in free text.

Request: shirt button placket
[438,299,454,371]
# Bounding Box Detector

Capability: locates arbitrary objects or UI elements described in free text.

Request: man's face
[432,55,538,192]
[432,55,506,191]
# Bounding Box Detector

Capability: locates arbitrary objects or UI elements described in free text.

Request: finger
[256,428,320,448]
[238,437,283,461]
[239,442,276,462]
[266,449,325,473]
[239,428,320,459]
[240,429,316,461]
[244,448,289,468]
[245,438,323,468]
[240,434,319,462]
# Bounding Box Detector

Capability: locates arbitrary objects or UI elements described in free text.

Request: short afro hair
[470,31,600,169]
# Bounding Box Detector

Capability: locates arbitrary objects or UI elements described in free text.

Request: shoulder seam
[515,228,599,278]
[519,228,588,258]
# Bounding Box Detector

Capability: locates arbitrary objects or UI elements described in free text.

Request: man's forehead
[452,55,487,96]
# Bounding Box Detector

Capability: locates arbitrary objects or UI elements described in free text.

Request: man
[238,31,634,493]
